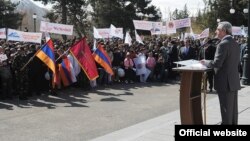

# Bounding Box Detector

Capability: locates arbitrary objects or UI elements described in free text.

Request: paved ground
[0,82,216,141]
[1,81,247,141]
[91,85,250,141]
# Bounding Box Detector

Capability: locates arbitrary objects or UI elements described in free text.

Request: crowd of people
[0,34,247,101]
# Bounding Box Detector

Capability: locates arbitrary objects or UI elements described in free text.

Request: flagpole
[20,44,46,71]
[55,47,71,62]
[57,36,87,63]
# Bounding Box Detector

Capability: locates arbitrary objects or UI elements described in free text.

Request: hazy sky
[31,0,205,19]
[151,0,205,19]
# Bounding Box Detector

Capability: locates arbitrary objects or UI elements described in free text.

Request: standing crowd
[0,34,247,100]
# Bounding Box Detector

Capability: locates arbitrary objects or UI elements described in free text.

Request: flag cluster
[34,37,115,88]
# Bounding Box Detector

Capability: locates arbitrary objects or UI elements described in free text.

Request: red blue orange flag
[36,39,58,87]
[93,44,114,75]
[70,38,99,80]
[59,56,77,87]
[36,39,56,74]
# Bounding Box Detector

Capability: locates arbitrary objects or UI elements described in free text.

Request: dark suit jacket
[199,44,216,60]
[168,45,178,63]
[178,46,196,61]
[209,36,241,92]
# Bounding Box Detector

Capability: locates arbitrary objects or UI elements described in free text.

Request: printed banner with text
[166,21,177,34]
[7,29,42,44]
[174,18,191,29]
[133,20,163,35]
[0,28,6,39]
[40,21,74,36]
[96,28,123,39]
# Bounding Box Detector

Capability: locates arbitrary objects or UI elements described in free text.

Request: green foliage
[0,0,22,29]
[33,0,250,38]
[195,0,248,34]
[171,4,189,20]
[171,4,190,35]
[37,0,89,38]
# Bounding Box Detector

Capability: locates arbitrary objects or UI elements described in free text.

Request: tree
[195,0,248,34]
[35,0,90,39]
[0,0,22,29]
[171,4,190,35]
[89,0,161,31]
[171,4,189,20]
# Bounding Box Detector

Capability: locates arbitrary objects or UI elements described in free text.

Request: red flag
[70,38,99,80]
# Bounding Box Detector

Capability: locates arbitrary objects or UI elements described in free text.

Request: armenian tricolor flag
[36,39,58,86]
[59,56,77,87]
[93,44,114,75]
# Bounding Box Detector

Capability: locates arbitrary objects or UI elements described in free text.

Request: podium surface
[173,66,211,125]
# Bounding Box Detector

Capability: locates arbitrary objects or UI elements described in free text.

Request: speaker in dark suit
[202,21,241,125]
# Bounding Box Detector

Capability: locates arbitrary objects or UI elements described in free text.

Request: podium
[173,66,211,125]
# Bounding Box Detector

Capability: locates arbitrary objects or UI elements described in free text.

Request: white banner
[174,18,191,29]
[7,29,42,44]
[0,28,6,39]
[135,30,144,44]
[166,21,176,34]
[133,20,162,32]
[133,20,152,30]
[40,21,74,36]
[93,27,103,39]
[161,26,167,34]
[109,24,123,39]
[197,28,209,39]
[96,28,123,39]
[150,22,163,35]
[124,32,132,46]
[232,26,246,36]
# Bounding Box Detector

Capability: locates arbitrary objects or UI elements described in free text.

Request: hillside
[11,0,48,32]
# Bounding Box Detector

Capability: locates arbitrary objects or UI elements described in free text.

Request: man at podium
[201,21,241,125]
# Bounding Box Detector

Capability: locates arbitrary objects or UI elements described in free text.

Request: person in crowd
[0,47,13,100]
[154,53,166,82]
[239,38,247,77]
[12,46,29,100]
[137,48,147,83]
[167,41,179,80]
[199,38,216,92]
[124,52,134,83]
[112,47,124,82]
[178,39,196,60]
[146,51,156,81]
[27,44,45,96]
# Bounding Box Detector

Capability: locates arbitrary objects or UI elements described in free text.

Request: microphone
[200,38,220,48]
[200,38,220,60]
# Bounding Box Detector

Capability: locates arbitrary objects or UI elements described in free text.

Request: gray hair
[218,21,232,35]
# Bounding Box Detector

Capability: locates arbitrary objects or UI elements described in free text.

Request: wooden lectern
[173,66,211,125]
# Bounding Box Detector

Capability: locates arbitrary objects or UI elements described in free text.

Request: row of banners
[0,18,248,43]
[133,18,192,35]
[0,28,42,44]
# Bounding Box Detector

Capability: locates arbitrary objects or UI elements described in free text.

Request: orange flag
[70,38,99,80]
